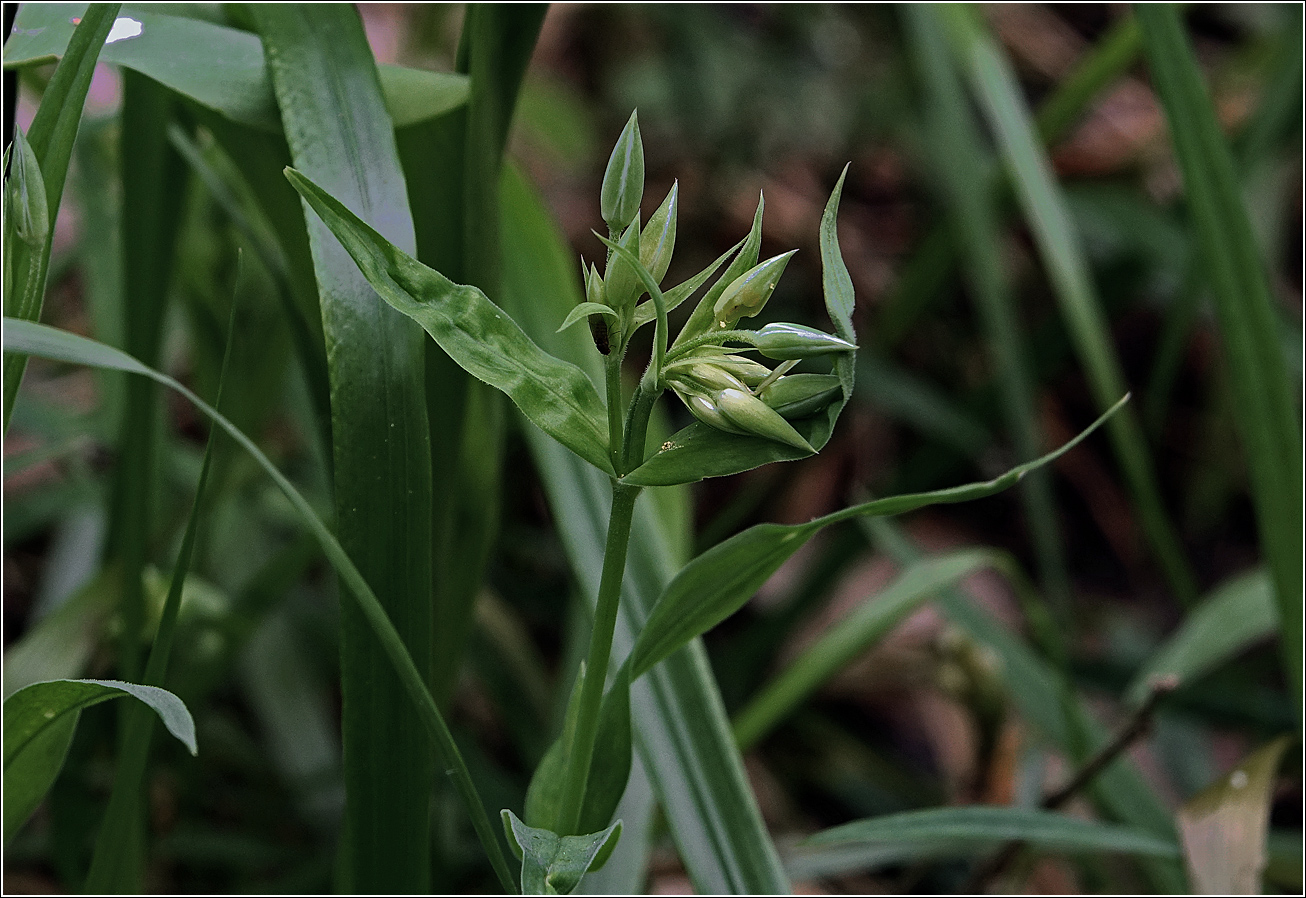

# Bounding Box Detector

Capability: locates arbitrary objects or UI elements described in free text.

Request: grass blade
[940,4,1200,608]
[904,5,1070,610]
[1126,569,1276,707]
[804,806,1179,859]
[498,166,791,893]
[251,6,435,891]
[1135,2,1304,711]
[733,549,1000,750]
[3,316,517,894]
[2,2,119,429]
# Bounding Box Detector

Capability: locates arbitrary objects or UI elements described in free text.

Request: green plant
[3,4,1299,895]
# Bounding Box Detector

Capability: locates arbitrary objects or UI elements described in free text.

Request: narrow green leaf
[253,6,432,891]
[3,317,518,894]
[1,571,118,700]
[499,167,791,893]
[939,4,1199,608]
[673,193,766,349]
[2,2,119,430]
[805,806,1180,859]
[501,810,622,895]
[1135,3,1303,710]
[629,396,1128,678]
[1126,569,1277,707]
[630,237,741,330]
[1177,736,1291,893]
[3,678,196,843]
[904,5,1071,610]
[85,279,232,892]
[734,549,1000,750]
[285,166,615,476]
[3,3,469,131]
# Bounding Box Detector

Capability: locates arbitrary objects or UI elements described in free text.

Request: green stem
[605,349,625,473]
[557,481,640,835]
[621,376,661,474]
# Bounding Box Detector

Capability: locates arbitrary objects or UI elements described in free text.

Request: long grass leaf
[904,5,1071,611]
[3,316,518,894]
[498,167,791,894]
[251,7,435,891]
[2,2,118,429]
[939,4,1199,608]
[1134,2,1304,711]
[805,805,1179,859]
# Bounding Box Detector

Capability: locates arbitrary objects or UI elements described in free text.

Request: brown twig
[960,674,1180,893]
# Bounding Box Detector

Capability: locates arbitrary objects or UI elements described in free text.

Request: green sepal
[639,180,678,285]
[712,250,797,327]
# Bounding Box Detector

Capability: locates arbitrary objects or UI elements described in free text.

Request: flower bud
[585,262,606,307]
[684,392,746,435]
[715,387,815,452]
[751,322,857,360]
[601,110,644,233]
[640,181,678,286]
[678,347,773,388]
[603,215,641,318]
[758,373,842,418]
[712,250,796,328]
[6,126,48,250]
[665,359,749,396]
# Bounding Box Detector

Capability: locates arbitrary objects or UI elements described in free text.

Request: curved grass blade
[286,166,614,476]
[938,4,1199,609]
[3,3,469,132]
[252,7,434,891]
[1135,2,1304,711]
[2,2,119,430]
[3,679,195,844]
[733,549,1001,750]
[804,806,1179,859]
[628,396,1128,679]
[498,166,790,893]
[3,316,518,894]
[1125,569,1277,708]
[84,278,235,891]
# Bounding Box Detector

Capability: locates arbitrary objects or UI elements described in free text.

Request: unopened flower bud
[751,322,857,360]
[758,373,842,418]
[6,126,48,249]
[712,250,796,328]
[640,181,678,286]
[604,215,641,317]
[684,392,746,435]
[715,388,815,452]
[601,110,644,233]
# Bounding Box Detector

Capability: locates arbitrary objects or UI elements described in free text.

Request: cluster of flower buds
[570,110,856,452]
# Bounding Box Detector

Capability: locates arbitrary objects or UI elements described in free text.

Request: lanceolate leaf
[286,167,614,475]
[2,317,517,894]
[3,679,195,843]
[628,396,1127,679]
[502,810,622,895]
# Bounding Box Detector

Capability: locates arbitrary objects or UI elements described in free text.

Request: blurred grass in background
[3,3,1301,894]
